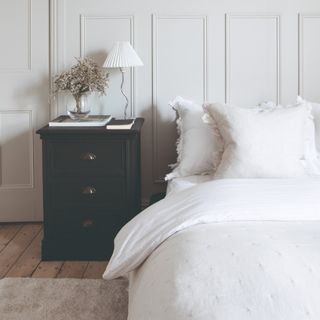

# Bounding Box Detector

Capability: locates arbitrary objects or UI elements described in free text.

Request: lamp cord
[120,68,129,120]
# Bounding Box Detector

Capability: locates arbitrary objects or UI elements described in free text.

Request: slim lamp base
[120,67,129,120]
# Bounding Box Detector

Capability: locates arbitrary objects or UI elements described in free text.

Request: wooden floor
[0,223,108,279]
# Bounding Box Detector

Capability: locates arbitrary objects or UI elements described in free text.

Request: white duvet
[104,179,320,320]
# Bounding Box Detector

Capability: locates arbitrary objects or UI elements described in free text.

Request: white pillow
[311,101,320,153]
[265,97,320,176]
[203,102,309,179]
[165,97,223,180]
[295,97,320,175]
[298,97,320,154]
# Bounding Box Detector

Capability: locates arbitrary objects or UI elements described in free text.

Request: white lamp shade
[103,41,143,68]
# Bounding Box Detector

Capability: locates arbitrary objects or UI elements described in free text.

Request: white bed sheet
[166,175,213,196]
[128,221,320,320]
[104,178,320,320]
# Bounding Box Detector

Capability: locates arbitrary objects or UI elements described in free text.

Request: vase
[68,93,91,120]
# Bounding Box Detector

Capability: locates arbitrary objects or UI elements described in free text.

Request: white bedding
[104,178,320,320]
[166,175,212,196]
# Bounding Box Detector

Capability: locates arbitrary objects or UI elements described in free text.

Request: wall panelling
[152,15,207,182]
[299,14,320,101]
[80,15,135,117]
[47,0,320,201]
[0,110,34,189]
[226,14,280,106]
[0,0,31,71]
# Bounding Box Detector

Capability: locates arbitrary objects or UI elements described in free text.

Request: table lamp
[103,41,143,119]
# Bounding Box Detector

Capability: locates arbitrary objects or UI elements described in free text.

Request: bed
[104,178,320,319]
[103,97,320,319]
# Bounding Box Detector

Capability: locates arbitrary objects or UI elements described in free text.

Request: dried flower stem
[53,57,109,113]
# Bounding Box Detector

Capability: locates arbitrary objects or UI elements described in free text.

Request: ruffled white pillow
[203,102,309,179]
[298,97,320,156]
[255,97,320,175]
[311,101,320,153]
[295,97,320,175]
[165,97,223,180]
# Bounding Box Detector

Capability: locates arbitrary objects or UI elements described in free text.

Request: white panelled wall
[1,0,320,220]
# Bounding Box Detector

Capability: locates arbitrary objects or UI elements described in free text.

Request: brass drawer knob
[81,186,96,195]
[80,152,96,161]
[82,219,94,228]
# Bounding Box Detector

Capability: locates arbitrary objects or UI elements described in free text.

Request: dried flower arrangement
[54,57,109,113]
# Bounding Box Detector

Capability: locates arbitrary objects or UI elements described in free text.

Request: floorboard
[0,224,41,278]
[32,261,63,278]
[57,261,89,279]
[0,224,23,253]
[0,223,108,279]
[6,230,43,277]
[83,261,108,279]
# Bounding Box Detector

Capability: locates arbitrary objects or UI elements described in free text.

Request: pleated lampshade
[103,41,143,68]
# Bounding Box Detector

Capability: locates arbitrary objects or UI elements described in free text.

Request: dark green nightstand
[37,118,144,260]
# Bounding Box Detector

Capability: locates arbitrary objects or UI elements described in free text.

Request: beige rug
[0,278,128,320]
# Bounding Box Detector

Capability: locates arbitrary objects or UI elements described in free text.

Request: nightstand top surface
[37,117,144,136]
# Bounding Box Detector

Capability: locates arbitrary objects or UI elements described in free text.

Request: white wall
[2,0,320,220]
[49,0,320,202]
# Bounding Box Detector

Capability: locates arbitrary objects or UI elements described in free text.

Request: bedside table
[36,118,144,260]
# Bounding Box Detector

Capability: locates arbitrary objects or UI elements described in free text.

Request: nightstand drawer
[43,212,125,260]
[45,210,125,239]
[48,140,126,177]
[49,178,126,210]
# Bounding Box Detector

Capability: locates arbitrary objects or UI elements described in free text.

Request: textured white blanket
[104,179,320,319]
